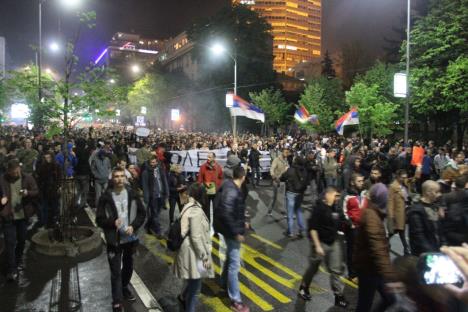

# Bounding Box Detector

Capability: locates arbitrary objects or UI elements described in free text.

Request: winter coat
[280,165,309,194]
[0,173,39,221]
[214,180,246,239]
[248,149,261,168]
[441,190,468,245]
[173,200,215,279]
[91,154,112,183]
[408,202,445,256]
[141,164,169,205]
[16,148,38,174]
[36,161,62,198]
[342,188,368,228]
[197,161,223,190]
[96,187,146,247]
[387,180,407,231]
[168,172,185,199]
[353,203,396,281]
[322,156,338,178]
[270,155,289,180]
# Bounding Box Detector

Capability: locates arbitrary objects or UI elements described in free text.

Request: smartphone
[418,252,464,285]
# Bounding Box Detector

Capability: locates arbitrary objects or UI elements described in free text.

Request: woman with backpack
[172,183,214,312]
[280,155,310,238]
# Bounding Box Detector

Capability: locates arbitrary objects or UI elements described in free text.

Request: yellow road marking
[249,234,283,250]
[318,266,358,289]
[212,247,291,303]
[211,262,274,311]
[202,280,232,312]
[213,236,302,289]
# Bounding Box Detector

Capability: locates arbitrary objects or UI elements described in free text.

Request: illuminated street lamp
[109,78,116,84]
[131,64,141,74]
[210,42,238,137]
[49,41,60,52]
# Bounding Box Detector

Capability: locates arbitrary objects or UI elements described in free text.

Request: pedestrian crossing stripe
[212,236,302,289]
[249,233,283,250]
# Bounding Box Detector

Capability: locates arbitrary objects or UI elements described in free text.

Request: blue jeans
[286,191,305,235]
[221,238,242,303]
[40,195,59,228]
[148,197,164,235]
[183,279,202,312]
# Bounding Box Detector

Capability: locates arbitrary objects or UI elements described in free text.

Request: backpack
[167,204,195,252]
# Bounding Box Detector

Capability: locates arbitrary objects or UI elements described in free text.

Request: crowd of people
[0,125,467,312]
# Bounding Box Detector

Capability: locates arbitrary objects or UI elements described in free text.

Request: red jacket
[197,162,223,189]
[343,189,368,228]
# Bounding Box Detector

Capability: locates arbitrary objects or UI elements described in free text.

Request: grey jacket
[91,155,112,183]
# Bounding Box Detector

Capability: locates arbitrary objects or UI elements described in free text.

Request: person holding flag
[336,108,359,135]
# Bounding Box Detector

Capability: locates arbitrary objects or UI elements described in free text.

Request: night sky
[0,0,410,70]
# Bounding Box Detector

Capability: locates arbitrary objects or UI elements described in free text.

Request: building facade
[158,32,199,81]
[233,0,322,75]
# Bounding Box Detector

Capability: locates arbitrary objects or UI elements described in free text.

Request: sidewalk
[0,209,152,312]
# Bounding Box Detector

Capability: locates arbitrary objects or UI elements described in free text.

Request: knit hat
[226,155,241,169]
[369,183,388,210]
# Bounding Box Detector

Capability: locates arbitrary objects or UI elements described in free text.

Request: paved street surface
[0,181,405,311]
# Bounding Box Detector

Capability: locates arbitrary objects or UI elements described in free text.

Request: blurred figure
[168,164,186,224]
[36,152,62,228]
[268,147,289,216]
[197,152,223,222]
[248,143,261,187]
[442,175,468,246]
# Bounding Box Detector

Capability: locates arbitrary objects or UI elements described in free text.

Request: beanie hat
[369,183,388,210]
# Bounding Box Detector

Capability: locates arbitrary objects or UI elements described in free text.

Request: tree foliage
[321,50,336,79]
[345,62,400,137]
[299,77,345,133]
[249,87,290,129]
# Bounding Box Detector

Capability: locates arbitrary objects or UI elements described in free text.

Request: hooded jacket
[0,173,39,221]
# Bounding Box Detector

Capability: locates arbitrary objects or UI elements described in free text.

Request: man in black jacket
[441,175,468,245]
[248,143,261,187]
[96,168,146,312]
[408,180,445,256]
[214,166,250,312]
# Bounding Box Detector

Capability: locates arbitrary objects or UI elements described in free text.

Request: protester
[197,152,223,222]
[214,166,249,312]
[248,143,261,187]
[299,186,348,308]
[142,156,169,238]
[280,156,309,238]
[323,149,339,187]
[408,180,445,256]
[268,147,289,215]
[387,169,411,255]
[441,175,468,245]
[74,138,92,209]
[96,167,146,312]
[0,159,39,282]
[168,164,186,224]
[91,145,112,207]
[16,138,38,174]
[36,152,62,228]
[173,183,214,312]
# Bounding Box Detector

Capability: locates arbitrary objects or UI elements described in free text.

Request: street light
[131,64,141,74]
[49,41,60,52]
[209,42,238,137]
[109,78,116,84]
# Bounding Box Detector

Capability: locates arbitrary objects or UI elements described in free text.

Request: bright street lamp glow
[109,79,116,84]
[49,42,60,52]
[61,0,81,8]
[45,68,52,74]
[210,43,226,56]
[131,64,141,73]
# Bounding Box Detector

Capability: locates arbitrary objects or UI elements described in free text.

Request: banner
[169,148,272,173]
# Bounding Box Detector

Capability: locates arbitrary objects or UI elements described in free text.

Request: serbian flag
[229,95,265,123]
[335,107,359,135]
[294,105,319,125]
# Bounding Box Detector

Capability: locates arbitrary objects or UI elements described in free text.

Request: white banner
[169,148,271,173]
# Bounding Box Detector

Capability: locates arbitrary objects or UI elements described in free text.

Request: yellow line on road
[213,236,302,289]
[212,247,291,304]
[211,262,274,311]
[249,234,283,250]
[318,266,358,289]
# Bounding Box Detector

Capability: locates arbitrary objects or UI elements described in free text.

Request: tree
[299,77,346,133]
[321,50,336,79]
[249,87,291,133]
[405,0,467,146]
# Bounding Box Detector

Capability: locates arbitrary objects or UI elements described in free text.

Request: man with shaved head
[408,180,446,256]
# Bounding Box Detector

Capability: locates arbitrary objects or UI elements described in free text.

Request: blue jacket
[55,146,78,178]
[214,180,246,239]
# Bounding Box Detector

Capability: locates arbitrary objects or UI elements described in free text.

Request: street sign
[394,73,407,98]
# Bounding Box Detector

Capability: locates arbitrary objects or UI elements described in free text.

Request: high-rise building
[233,0,322,75]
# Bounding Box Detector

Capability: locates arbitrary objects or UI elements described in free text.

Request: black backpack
[167,204,195,252]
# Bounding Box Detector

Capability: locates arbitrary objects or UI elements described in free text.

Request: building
[94,32,163,79]
[293,51,342,81]
[233,0,322,75]
[158,32,199,81]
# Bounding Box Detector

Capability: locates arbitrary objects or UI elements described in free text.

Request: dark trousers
[169,196,181,224]
[107,242,135,305]
[147,197,164,235]
[40,195,59,228]
[356,274,395,312]
[2,219,27,274]
[183,278,202,312]
[345,228,356,278]
[204,194,216,223]
[251,166,260,185]
[75,175,90,208]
